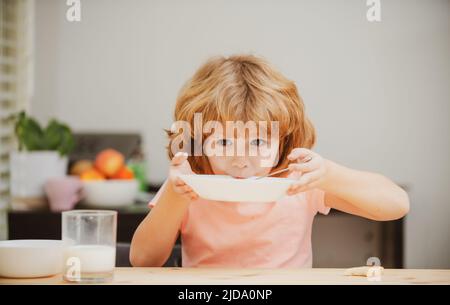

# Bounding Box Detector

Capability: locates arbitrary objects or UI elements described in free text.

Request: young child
[130,54,409,268]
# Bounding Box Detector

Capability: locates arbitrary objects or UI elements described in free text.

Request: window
[0,0,34,238]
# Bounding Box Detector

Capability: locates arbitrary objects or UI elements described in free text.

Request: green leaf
[44,120,64,150]
[15,114,45,151]
[44,120,74,156]
[12,112,74,155]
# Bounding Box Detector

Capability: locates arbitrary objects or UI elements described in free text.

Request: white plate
[0,240,64,278]
[178,174,296,202]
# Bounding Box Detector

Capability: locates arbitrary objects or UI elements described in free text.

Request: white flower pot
[9,151,68,210]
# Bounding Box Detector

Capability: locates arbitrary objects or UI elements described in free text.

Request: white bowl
[178,174,296,202]
[82,179,138,208]
[0,240,64,278]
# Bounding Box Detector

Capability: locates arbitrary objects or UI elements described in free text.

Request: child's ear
[165,128,175,160]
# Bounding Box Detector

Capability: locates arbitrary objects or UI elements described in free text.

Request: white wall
[32,0,449,268]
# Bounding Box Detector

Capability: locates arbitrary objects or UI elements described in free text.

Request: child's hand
[169,152,199,201]
[286,148,328,195]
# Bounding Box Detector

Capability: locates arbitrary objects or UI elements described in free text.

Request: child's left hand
[286,148,328,195]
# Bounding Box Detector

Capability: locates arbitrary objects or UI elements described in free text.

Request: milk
[64,245,116,273]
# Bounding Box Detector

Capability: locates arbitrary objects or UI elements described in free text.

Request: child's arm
[287,148,409,221]
[130,153,198,267]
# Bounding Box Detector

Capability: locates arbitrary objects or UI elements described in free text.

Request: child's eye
[216,139,233,146]
[250,139,267,146]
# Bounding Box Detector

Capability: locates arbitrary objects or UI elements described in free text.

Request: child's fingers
[287,183,308,195]
[180,185,194,193]
[188,192,199,200]
[170,173,198,200]
[174,176,186,187]
[173,183,191,193]
[175,184,195,194]
[287,171,320,194]
[171,152,188,166]
[181,188,198,200]
[288,160,316,173]
[287,148,311,161]
[296,171,319,186]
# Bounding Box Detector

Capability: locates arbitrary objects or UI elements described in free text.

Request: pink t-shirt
[148,178,330,268]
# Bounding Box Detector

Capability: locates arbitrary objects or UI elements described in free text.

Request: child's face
[204,128,279,178]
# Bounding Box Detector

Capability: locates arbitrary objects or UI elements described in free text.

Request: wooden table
[1,268,449,285]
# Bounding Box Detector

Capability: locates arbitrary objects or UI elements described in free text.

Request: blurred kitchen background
[0,0,448,269]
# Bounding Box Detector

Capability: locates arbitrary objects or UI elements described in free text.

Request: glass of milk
[62,210,117,283]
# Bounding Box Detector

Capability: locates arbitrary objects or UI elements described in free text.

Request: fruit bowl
[178,174,296,202]
[81,179,139,208]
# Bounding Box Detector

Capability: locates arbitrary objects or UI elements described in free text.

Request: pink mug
[44,176,84,212]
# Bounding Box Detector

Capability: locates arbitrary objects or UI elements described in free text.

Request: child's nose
[231,157,248,169]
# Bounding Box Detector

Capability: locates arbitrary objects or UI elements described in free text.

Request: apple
[112,166,134,180]
[94,149,125,178]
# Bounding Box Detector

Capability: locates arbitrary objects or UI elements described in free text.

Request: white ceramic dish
[0,239,64,278]
[178,174,296,202]
[82,179,138,208]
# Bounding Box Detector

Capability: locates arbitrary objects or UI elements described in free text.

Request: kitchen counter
[7,209,404,268]
[1,268,449,285]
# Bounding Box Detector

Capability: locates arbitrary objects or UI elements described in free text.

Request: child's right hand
[169,152,199,201]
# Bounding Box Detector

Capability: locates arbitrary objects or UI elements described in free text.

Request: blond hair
[167,54,316,174]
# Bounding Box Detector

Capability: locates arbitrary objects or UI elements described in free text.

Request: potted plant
[9,112,75,210]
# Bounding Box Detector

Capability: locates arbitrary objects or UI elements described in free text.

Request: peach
[94,149,125,177]
[112,166,135,180]
[70,160,94,176]
[80,168,105,181]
